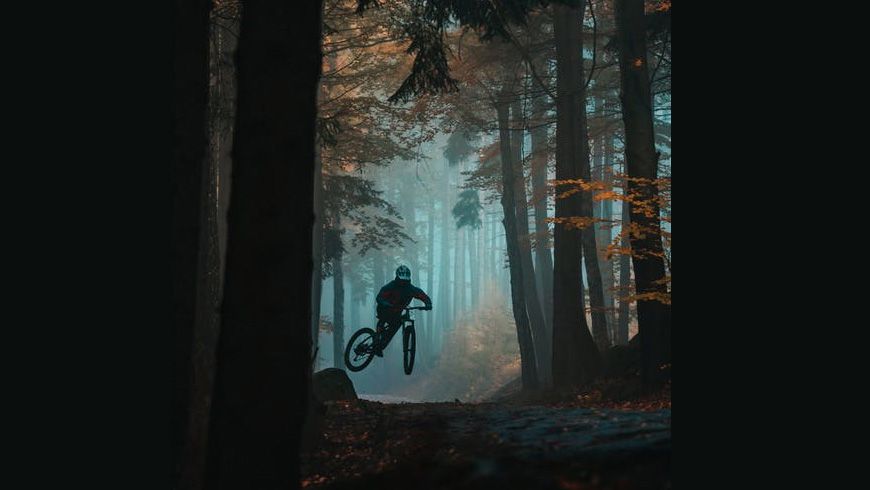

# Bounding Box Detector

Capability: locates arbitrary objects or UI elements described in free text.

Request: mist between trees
[192,0,669,404]
[173,1,670,488]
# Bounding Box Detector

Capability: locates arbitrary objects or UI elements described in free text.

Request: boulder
[312,367,358,402]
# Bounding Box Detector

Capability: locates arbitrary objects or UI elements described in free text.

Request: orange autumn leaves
[547,173,671,305]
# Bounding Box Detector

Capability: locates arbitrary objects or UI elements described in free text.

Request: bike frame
[377,306,426,348]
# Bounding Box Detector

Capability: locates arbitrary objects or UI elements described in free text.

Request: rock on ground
[313,368,358,402]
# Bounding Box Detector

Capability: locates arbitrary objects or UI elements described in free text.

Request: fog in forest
[200,0,670,404]
[174,3,673,489]
[315,127,657,401]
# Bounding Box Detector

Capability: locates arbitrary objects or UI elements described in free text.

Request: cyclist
[374,265,432,356]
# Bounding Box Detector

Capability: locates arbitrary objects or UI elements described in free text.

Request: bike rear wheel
[345,327,376,372]
[402,324,416,375]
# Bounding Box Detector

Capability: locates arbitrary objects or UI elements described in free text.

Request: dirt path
[301,399,670,490]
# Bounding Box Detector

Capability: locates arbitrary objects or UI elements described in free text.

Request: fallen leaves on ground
[300,383,670,490]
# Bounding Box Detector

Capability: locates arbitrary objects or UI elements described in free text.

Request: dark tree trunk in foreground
[552,2,602,389]
[615,0,671,391]
[512,98,550,383]
[182,34,225,490]
[172,0,210,486]
[497,89,539,391]
[205,1,322,489]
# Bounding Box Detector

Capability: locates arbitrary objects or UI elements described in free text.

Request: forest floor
[300,383,671,490]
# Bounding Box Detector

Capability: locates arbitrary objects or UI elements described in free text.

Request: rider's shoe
[374,348,384,357]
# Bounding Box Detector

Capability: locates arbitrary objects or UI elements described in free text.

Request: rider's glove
[425,304,433,310]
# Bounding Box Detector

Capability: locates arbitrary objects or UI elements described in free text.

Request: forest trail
[301,399,670,490]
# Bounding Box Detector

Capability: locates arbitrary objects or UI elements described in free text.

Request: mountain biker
[374,265,432,357]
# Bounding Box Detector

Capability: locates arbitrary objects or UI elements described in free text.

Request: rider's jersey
[376,279,432,319]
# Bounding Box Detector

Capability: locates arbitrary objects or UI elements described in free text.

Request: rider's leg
[374,315,402,357]
[374,319,387,357]
[381,319,402,346]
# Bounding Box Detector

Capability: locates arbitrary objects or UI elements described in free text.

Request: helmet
[395,265,411,281]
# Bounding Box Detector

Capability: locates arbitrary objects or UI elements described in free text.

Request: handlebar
[405,306,430,311]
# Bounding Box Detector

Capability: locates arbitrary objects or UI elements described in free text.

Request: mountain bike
[344,306,429,375]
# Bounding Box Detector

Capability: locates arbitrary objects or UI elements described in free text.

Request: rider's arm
[413,288,433,309]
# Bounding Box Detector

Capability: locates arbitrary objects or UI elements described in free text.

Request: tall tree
[617,199,631,345]
[452,189,483,310]
[426,191,436,360]
[511,96,551,382]
[551,1,602,389]
[496,86,539,391]
[529,87,554,333]
[311,142,326,362]
[172,0,210,486]
[438,167,452,333]
[614,0,671,390]
[205,1,322,489]
[581,158,610,352]
[574,2,610,351]
[328,227,345,369]
[593,95,617,344]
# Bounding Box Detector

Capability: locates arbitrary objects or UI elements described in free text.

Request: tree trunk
[468,228,480,312]
[529,92,554,333]
[439,166,452,333]
[577,105,608,350]
[214,14,236,295]
[310,126,325,366]
[581,182,610,350]
[349,273,359,337]
[617,200,631,345]
[497,90,539,391]
[459,226,466,315]
[482,211,490,295]
[453,176,465,323]
[180,19,227,488]
[478,211,485,298]
[615,0,671,391]
[332,231,344,369]
[427,193,435,359]
[511,97,550,383]
[172,0,210,486]
[552,2,602,389]
[205,1,321,489]
[596,101,617,344]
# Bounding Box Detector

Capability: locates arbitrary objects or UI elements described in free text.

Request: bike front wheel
[402,324,416,375]
[345,327,376,372]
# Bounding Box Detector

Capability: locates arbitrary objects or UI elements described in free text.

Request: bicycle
[344,306,429,375]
